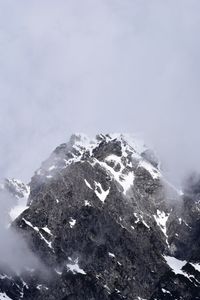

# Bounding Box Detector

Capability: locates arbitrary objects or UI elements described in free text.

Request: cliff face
[0,134,200,300]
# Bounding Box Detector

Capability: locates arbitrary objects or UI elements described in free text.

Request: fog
[0,189,40,273]
[0,0,200,187]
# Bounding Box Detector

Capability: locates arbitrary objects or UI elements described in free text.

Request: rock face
[0,133,200,300]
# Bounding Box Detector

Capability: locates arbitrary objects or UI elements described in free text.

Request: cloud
[0,189,40,273]
[0,0,200,186]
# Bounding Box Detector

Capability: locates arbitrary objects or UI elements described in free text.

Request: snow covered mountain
[0,133,200,300]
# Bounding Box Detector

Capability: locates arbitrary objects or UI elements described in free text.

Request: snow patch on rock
[94,181,110,203]
[154,210,169,236]
[66,258,86,275]
[69,218,76,228]
[191,263,200,273]
[84,200,91,206]
[42,226,52,235]
[0,293,12,300]
[23,219,53,249]
[84,179,93,190]
[164,256,188,276]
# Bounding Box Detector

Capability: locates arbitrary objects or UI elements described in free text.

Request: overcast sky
[0,0,200,186]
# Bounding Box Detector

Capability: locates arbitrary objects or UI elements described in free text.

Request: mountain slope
[0,134,200,300]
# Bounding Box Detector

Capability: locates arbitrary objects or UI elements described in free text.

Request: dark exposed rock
[0,134,200,299]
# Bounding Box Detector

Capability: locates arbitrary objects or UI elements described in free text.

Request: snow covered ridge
[35,133,161,194]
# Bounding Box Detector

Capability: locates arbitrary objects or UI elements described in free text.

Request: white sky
[0,0,200,185]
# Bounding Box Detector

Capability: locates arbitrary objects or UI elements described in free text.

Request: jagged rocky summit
[0,133,200,300]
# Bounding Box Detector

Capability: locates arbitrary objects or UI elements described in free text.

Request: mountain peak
[34,133,160,195]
